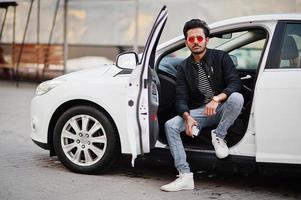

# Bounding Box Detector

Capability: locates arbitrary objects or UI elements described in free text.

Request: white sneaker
[211,130,229,159]
[160,173,194,192]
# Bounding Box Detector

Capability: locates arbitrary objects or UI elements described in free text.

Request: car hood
[54,64,124,82]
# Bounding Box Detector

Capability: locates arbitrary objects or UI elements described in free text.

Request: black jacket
[175,48,242,117]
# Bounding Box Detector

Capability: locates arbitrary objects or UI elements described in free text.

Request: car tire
[53,105,120,174]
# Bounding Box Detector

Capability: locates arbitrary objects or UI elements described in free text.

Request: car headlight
[36,79,66,96]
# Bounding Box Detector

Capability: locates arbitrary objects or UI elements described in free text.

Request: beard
[189,44,206,55]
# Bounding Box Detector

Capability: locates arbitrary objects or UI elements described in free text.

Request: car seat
[281,35,299,68]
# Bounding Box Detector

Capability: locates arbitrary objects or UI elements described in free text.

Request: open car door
[126,6,168,165]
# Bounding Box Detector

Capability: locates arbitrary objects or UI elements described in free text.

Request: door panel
[255,70,301,163]
[255,22,301,164]
[148,69,160,148]
[127,6,167,164]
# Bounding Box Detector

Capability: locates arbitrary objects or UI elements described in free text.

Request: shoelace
[171,174,183,184]
[176,174,182,178]
[216,137,227,145]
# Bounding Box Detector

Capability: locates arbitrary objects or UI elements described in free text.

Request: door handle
[241,74,251,80]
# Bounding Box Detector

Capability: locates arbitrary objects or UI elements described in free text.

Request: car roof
[210,13,301,29]
[157,13,301,51]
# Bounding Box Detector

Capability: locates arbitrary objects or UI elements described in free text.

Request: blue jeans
[165,92,244,173]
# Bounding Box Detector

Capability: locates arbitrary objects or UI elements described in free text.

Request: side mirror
[116,52,138,69]
[230,55,238,67]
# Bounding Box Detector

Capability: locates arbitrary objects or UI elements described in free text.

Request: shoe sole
[216,153,229,159]
[160,187,195,192]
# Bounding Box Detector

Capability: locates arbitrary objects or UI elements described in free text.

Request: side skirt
[148,147,256,174]
[148,147,301,176]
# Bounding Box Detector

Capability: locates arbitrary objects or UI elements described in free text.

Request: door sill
[155,140,215,154]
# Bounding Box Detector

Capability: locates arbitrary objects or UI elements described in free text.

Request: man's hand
[204,100,219,116]
[184,115,198,137]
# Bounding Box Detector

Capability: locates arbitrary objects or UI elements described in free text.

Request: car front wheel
[53,105,120,174]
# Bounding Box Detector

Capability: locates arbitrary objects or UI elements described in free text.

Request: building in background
[0,0,300,81]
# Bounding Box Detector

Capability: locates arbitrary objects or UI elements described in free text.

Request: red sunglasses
[187,36,204,43]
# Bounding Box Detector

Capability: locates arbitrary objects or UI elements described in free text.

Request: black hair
[183,19,210,39]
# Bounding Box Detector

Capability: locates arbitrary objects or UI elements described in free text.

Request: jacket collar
[188,48,210,66]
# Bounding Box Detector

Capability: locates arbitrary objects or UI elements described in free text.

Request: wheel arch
[48,99,121,156]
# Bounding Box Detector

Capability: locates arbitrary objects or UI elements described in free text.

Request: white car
[31,6,301,174]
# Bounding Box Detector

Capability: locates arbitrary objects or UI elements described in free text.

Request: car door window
[208,29,266,70]
[229,39,266,70]
[279,23,301,68]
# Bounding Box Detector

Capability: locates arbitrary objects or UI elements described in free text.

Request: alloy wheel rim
[61,114,107,166]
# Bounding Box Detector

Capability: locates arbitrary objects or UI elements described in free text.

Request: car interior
[280,35,300,68]
[155,28,268,150]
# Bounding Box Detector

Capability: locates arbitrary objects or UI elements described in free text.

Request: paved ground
[0,80,300,200]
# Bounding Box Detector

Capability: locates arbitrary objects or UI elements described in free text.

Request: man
[161,19,244,192]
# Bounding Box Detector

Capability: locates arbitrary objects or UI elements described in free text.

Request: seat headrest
[281,35,298,60]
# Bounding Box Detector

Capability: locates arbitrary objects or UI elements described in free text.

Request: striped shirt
[196,62,214,104]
